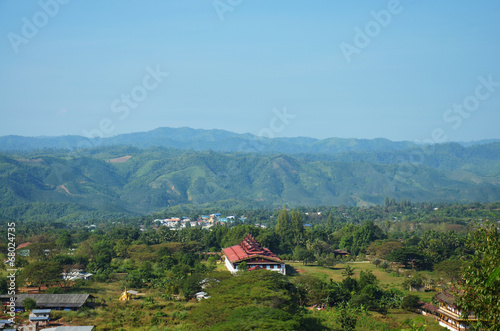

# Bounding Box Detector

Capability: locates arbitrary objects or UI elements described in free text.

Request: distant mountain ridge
[1,141,499,221]
[2,127,498,154]
[0,127,420,153]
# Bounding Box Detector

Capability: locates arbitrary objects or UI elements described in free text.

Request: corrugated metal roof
[30,316,50,321]
[43,327,94,331]
[33,309,52,314]
[0,294,90,308]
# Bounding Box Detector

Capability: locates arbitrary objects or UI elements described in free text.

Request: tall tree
[290,210,304,246]
[457,220,500,330]
[326,212,334,228]
[275,207,292,252]
[22,261,62,292]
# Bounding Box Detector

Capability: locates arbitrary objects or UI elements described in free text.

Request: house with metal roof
[40,326,94,331]
[222,234,285,275]
[0,294,92,311]
[431,290,476,331]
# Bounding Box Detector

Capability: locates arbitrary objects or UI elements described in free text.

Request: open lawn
[287,261,445,330]
[287,261,437,302]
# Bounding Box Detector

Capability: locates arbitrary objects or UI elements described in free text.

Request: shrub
[23,298,37,311]
[45,286,64,294]
[401,294,423,312]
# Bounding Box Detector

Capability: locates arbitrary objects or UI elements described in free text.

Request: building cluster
[154,213,246,230]
[0,294,94,330]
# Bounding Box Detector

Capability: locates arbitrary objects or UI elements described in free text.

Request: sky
[1,1,500,142]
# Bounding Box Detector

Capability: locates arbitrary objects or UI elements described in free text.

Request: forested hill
[0,127,423,153]
[1,142,499,221]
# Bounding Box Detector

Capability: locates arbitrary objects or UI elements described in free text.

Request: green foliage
[0,277,7,294]
[397,317,427,331]
[433,258,467,282]
[401,294,423,312]
[191,270,317,330]
[2,141,500,221]
[386,247,431,270]
[23,297,37,310]
[457,220,500,330]
[336,304,359,331]
[22,261,62,291]
[237,261,248,271]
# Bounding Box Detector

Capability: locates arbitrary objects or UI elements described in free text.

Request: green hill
[1,142,499,221]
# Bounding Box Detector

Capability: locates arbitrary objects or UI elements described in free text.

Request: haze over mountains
[2,127,498,154]
[0,127,499,221]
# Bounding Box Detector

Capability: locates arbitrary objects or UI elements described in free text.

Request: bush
[45,287,64,294]
[401,294,423,312]
[23,298,37,311]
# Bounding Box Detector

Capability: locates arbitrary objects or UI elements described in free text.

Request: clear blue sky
[1,1,500,142]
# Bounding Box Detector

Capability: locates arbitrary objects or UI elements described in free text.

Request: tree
[401,294,423,312]
[275,207,292,252]
[0,277,7,294]
[23,298,38,311]
[290,210,304,246]
[293,247,315,266]
[457,220,500,330]
[237,261,248,271]
[342,265,355,278]
[23,261,62,292]
[337,304,358,331]
[433,259,466,282]
[386,247,430,270]
[380,261,389,270]
[56,231,72,249]
[326,212,335,228]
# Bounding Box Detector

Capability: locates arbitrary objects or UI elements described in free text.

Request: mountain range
[0,127,499,221]
[0,126,469,154]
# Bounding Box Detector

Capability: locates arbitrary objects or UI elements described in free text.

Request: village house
[222,234,285,275]
[0,294,93,312]
[28,309,51,327]
[420,290,476,331]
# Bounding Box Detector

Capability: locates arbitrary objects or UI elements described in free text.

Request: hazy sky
[1,1,500,142]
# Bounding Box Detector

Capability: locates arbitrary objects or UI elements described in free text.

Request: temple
[222,234,286,275]
[421,290,477,331]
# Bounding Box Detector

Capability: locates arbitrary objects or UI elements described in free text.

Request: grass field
[287,261,437,302]
[287,261,446,330]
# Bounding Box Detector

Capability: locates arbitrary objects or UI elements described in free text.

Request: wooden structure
[333,249,350,258]
[433,291,476,331]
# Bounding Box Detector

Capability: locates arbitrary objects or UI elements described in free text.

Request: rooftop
[222,234,281,263]
[0,294,90,308]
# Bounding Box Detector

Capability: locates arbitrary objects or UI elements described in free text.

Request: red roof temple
[222,234,286,275]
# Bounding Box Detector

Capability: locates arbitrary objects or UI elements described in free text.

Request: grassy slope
[287,261,445,330]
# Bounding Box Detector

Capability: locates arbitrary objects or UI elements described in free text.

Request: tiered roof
[222,234,281,263]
